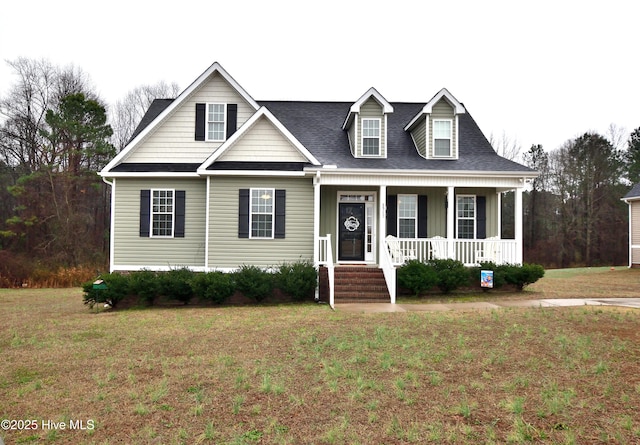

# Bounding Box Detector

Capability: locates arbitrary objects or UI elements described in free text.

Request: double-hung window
[207,103,226,141]
[152,189,174,237]
[398,194,417,238]
[250,188,274,238]
[362,118,380,156]
[456,195,475,239]
[433,119,452,157]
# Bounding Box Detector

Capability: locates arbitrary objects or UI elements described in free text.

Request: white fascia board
[305,166,539,179]
[202,170,307,177]
[98,171,200,178]
[404,88,466,131]
[350,87,394,114]
[343,87,394,130]
[101,62,259,174]
[197,106,320,174]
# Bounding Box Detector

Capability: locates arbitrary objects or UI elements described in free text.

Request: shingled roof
[623,183,640,200]
[260,101,532,172]
[122,98,534,174]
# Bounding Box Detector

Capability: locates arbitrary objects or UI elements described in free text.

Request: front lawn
[1,269,639,444]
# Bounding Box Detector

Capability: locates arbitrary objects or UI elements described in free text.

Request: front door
[339,203,365,261]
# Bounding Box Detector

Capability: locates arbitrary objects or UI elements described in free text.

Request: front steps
[333,266,391,304]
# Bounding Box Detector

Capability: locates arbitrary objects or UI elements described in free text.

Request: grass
[1,268,640,443]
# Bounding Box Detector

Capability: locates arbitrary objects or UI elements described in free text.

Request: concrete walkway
[334,298,640,313]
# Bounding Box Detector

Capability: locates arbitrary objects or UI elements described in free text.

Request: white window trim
[361,118,381,157]
[206,103,227,142]
[432,118,453,158]
[456,194,476,239]
[397,194,418,239]
[249,187,275,239]
[150,188,175,238]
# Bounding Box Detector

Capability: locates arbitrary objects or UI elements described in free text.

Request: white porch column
[447,186,455,259]
[515,187,523,264]
[379,185,387,262]
[313,172,321,301]
[313,172,321,266]
[204,176,210,271]
[496,191,502,238]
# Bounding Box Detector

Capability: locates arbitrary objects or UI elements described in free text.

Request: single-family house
[622,184,640,267]
[100,62,538,306]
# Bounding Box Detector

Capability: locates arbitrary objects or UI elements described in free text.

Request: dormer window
[404,89,465,160]
[207,103,226,141]
[433,119,452,157]
[362,118,381,156]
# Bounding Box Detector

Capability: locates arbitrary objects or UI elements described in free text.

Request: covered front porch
[311,172,527,307]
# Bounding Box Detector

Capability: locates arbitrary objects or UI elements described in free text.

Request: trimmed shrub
[428,258,470,294]
[504,263,545,290]
[129,270,160,306]
[82,272,131,309]
[191,271,236,305]
[397,260,438,296]
[234,265,273,302]
[158,268,194,304]
[276,259,318,301]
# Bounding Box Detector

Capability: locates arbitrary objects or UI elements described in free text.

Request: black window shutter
[387,195,397,236]
[476,196,487,239]
[275,189,286,239]
[238,189,250,238]
[140,190,151,237]
[175,191,186,238]
[195,103,206,141]
[226,104,238,139]
[418,195,428,238]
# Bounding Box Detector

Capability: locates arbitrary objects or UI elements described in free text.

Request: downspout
[102,176,115,273]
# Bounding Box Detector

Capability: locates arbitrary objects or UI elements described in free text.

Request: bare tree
[110,81,180,151]
[489,131,522,161]
[606,123,628,152]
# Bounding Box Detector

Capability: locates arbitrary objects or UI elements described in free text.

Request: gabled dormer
[405,88,466,160]
[342,87,394,158]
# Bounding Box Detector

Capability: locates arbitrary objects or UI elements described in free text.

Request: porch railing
[387,237,519,266]
[379,237,397,304]
[318,234,335,308]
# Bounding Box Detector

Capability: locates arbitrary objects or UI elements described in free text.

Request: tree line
[0,58,177,283]
[520,129,639,267]
[0,57,638,283]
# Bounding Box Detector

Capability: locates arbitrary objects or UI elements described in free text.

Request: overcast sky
[1,0,638,156]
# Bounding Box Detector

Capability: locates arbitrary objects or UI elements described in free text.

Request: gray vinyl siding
[125,72,256,164]
[357,99,385,157]
[348,123,356,156]
[113,178,207,268]
[411,117,428,158]
[218,115,308,162]
[428,99,457,158]
[208,176,314,268]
